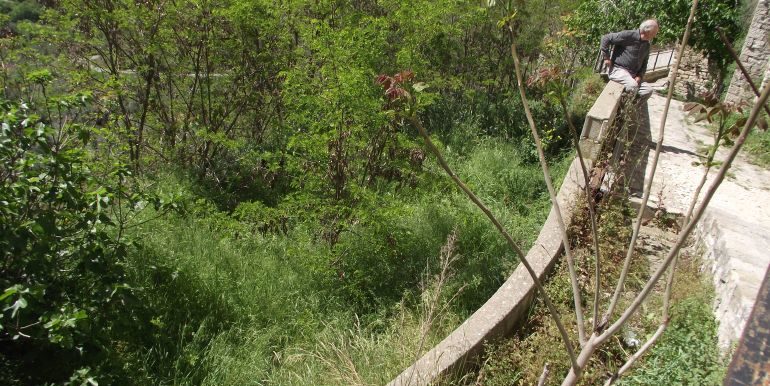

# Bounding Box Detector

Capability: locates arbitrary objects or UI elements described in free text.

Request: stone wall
[759,56,770,92]
[668,45,720,100]
[725,0,770,105]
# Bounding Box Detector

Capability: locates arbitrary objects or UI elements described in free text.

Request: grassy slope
[121,139,573,384]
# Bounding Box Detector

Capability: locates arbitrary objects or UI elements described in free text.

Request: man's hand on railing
[602,59,612,74]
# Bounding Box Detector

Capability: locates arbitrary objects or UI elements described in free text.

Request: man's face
[642,27,659,41]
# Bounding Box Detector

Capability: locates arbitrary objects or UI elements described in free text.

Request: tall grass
[117,138,572,384]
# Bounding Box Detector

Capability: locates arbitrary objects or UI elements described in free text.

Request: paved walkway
[633,93,770,350]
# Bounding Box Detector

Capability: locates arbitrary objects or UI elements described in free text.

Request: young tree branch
[558,96,603,333]
[562,2,702,384]
[609,27,769,384]
[717,29,770,117]
[601,76,770,342]
[511,41,588,345]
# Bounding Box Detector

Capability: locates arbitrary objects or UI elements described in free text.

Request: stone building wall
[760,56,770,92]
[725,0,770,105]
[668,45,720,100]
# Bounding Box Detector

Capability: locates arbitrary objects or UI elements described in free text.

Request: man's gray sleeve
[638,54,649,79]
[600,30,637,59]
[600,33,614,59]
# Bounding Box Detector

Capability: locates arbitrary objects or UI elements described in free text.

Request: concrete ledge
[643,68,669,82]
[580,81,625,160]
[388,157,589,386]
[694,207,769,352]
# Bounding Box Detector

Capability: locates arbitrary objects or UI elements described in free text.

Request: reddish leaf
[385,86,408,101]
[375,74,392,89]
[707,105,724,122]
[729,117,748,136]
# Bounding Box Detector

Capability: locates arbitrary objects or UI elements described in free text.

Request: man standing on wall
[601,19,660,100]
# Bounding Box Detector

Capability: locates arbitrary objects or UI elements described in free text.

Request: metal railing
[647,49,675,71]
[593,47,675,75]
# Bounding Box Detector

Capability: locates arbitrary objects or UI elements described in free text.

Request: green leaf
[0,286,21,302]
[412,82,429,92]
[78,128,91,145]
[5,297,28,318]
[25,69,53,84]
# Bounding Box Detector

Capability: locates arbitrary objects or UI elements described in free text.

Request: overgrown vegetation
[744,128,770,167]
[0,0,586,381]
[475,171,725,386]
[619,296,726,385]
[0,0,752,384]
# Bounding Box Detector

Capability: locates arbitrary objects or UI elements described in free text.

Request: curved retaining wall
[388,81,625,386]
[388,157,587,386]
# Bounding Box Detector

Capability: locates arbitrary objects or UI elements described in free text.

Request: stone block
[580,81,625,159]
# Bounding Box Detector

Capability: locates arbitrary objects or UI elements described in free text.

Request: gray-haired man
[601,19,659,99]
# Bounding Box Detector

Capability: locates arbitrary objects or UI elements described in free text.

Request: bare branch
[562,2,702,384]
[611,33,760,384]
[558,96,603,333]
[601,67,770,349]
[511,41,587,346]
[605,322,668,386]
[717,29,770,117]
[538,363,551,386]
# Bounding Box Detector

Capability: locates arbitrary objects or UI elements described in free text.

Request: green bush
[570,67,606,120]
[0,101,132,383]
[8,0,41,23]
[332,139,565,316]
[744,127,770,168]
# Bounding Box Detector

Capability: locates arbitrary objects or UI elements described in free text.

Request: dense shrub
[0,0,587,382]
[0,101,130,383]
[570,67,607,120]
